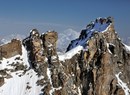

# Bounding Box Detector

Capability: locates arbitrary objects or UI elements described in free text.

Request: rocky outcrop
[79,27,130,95]
[0,17,130,95]
[22,17,130,95]
[23,29,60,94]
[63,18,130,95]
[0,39,22,60]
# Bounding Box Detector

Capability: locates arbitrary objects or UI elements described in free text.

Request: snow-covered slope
[58,45,83,61]
[58,17,112,61]
[0,46,43,95]
[67,17,112,51]
[123,44,130,53]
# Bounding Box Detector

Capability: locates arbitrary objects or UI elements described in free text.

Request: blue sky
[0,0,130,38]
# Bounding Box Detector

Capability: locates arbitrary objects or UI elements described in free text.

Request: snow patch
[58,45,83,61]
[0,66,42,95]
[78,87,82,95]
[0,45,30,69]
[21,45,30,67]
[106,43,112,54]
[115,72,130,95]
[47,68,62,95]
[0,45,43,95]
[68,18,111,50]
[123,44,130,53]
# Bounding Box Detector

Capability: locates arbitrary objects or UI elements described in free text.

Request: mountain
[0,34,25,45]
[0,17,130,95]
[57,28,79,52]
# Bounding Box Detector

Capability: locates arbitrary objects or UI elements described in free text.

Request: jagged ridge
[0,17,130,95]
[66,17,113,51]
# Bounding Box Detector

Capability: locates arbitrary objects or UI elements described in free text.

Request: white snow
[78,87,82,95]
[51,56,57,60]
[0,70,42,95]
[106,43,112,54]
[68,18,111,50]
[123,43,130,53]
[58,45,83,61]
[0,45,29,69]
[58,21,111,61]
[21,45,30,67]
[0,45,43,95]
[47,68,62,95]
[115,72,130,95]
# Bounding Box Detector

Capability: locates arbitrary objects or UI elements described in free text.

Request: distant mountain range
[0,29,79,52]
[57,28,79,52]
[0,34,25,45]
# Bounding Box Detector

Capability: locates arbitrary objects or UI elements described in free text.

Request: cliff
[0,17,130,95]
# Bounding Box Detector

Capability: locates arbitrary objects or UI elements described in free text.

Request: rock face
[23,29,62,94]
[22,17,130,95]
[64,17,130,95]
[0,17,130,95]
[0,39,22,59]
[79,26,129,95]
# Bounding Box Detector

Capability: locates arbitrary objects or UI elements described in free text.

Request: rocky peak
[23,29,58,68]
[41,31,58,56]
[0,17,130,95]
[66,17,113,51]
[0,39,22,60]
[61,17,130,95]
